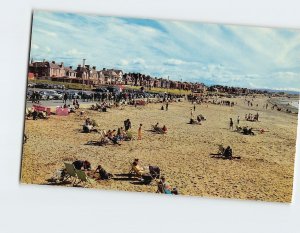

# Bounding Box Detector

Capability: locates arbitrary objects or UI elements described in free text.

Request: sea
[278,98,299,109]
[290,100,299,109]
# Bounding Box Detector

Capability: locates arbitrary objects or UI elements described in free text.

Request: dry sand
[21,96,298,202]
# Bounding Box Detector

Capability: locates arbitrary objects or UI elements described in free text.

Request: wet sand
[21,96,298,202]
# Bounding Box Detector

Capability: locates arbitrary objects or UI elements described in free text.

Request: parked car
[39,91,54,100]
[93,87,108,93]
[28,83,35,88]
[66,90,81,99]
[78,91,94,100]
[46,90,63,100]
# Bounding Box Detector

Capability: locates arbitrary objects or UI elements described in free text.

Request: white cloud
[119,59,129,66]
[164,58,186,66]
[65,49,82,56]
[132,58,145,65]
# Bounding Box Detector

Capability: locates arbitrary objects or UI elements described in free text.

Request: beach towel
[56,107,69,116]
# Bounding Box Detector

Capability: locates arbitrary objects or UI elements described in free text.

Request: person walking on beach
[237,116,240,125]
[190,108,194,119]
[229,118,234,130]
[63,92,68,104]
[194,104,196,111]
[138,124,143,140]
[166,102,169,111]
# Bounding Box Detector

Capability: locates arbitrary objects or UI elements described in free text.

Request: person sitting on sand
[248,128,254,135]
[157,176,178,194]
[95,165,112,180]
[162,125,167,134]
[116,128,123,140]
[124,119,131,131]
[197,115,202,123]
[131,159,145,176]
[157,176,171,194]
[119,127,126,139]
[106,130,112,138]
[32,109,38,120]
[222,146,233,159]
[73,160,91,171]
[107,130,121,145]
[83,117,94,133]
[85,117,92,126]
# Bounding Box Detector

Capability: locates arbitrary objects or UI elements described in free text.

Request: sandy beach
[21,95,298,202]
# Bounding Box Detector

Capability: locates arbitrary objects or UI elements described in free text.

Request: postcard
[21,10,299,202]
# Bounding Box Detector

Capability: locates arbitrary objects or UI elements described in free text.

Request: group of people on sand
[245,113,259,121]
[27,108,48,120]
[59,158,178,194]
[235,125,255,135]
[189,107,206,125]
[84,117,166,145]
[99,127,133,146]
[152,123,168,134]
[72,160,113,180]
[229,112,259,130]
[90,102,110,112]
[130,158,178,194]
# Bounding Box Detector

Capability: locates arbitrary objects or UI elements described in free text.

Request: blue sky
[30,11,300,91]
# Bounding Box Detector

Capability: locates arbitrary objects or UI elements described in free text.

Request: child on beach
[138,124,143,140]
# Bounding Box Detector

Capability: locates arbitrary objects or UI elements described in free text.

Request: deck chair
[130,164,144,177]
[129,163,157,185]
[74,169,92,187]
[64,162,77,183]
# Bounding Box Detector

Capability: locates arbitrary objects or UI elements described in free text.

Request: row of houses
[28,60,123,85]
[28,59,207,92]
